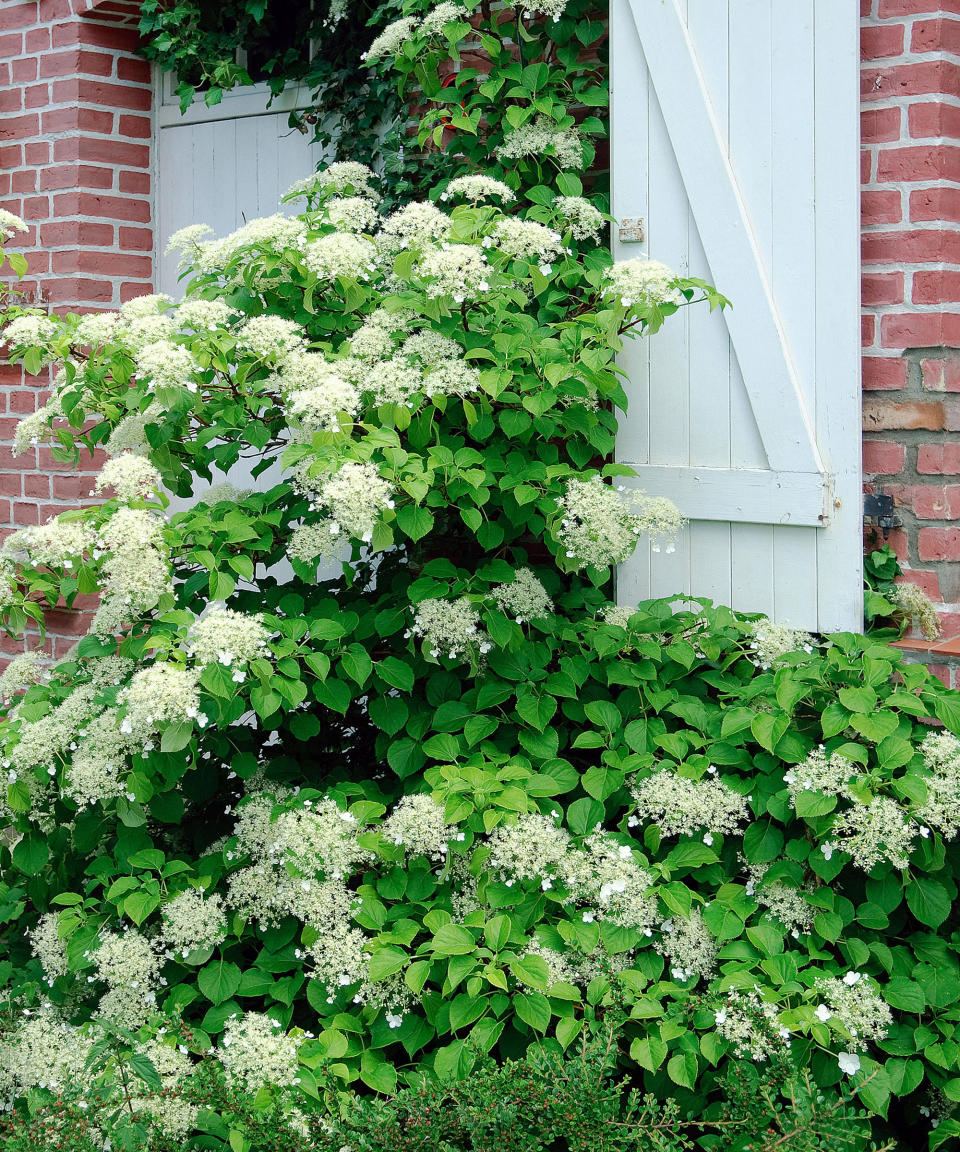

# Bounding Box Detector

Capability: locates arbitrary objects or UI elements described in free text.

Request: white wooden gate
[154,73,325,295]
[612,0,862,632]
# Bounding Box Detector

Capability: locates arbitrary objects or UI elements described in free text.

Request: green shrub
[0,2,959,1149]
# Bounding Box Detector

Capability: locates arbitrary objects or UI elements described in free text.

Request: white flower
[0,209,28,239]
[557,476,683,569]
[602,258,683,309]
[815,1004,833,1022]
[838,1051,861,1075]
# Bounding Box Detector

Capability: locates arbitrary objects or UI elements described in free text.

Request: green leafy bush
[1,2,960,1149]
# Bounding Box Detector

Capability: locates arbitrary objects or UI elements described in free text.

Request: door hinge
[863,491,900,539]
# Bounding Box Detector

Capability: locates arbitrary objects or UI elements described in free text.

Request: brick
[0,6,39,32]
[40,49,114,78]
[55,136,149,168]
[53,250,151,277]
[0,31,23,56]
[53,191,150,222]
[22,474,49,499]
[11,171,36,193]
[912,17,960,54]
[7,391,36,414]
[118,170,149,194]
[24,141,48,164]
[909,100,960,139]
[862,23,905,59]
[24,26,50,52]
[118,114,151,139]
[57,21,140,53]
[877,145,960,183]
[862,191,903,227]
[863,440,907,474]
[922,358,960,392]
[120,280,154,301]
[40,220,114,247]
[21,195,49,219]
[861,61,960,102]
[41,276,114,304]
[863,229,960,265]
[11,57,37,82]
[880,0,960,15]
[899,569,943,599]
[912,187,960,223]
[118,225,153,252]
[0,89,22,113]
[24,83,50,109]
[52,78,151,111]
[864,397,945,430]
[12,502,39,526]
[919,527,960,561]
[863,272,904,307]
[863,355,908,390]
[863,315,876,348]
[914,270,960,304]
[918,443,960,473]
[889,483,959,519]
[881,312,960,349]
[39,164,115,191]
[862,149,873,184]
[41,106,113,134]
[117,56,150,83]
[0,113,40,141]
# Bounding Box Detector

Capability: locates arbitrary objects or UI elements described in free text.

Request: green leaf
[12,835,48,876]
[667,1050,698,1089]
[377,656,414,691]
[431,924,475,956]
[630,1035,667,1072]
[161,720,194,753]
[368,946,408,981]
[360,1050,397,1094]
[397,505,435,542]
[514,991,551,1032]
[906,876,952,928]
[198,960,242,1004]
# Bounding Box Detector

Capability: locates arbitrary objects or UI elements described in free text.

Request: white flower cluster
[118,294,177,352]
[94,453,162,503]
[814,972,892,1051]
[517,0,569,21]
[519,940,634,990]
[557,477,684,568]
[0,209,28,239]
[603,258,682,309]
[421,0,469,33]
[309,460,395,544]
[382,793,459,861]
[492,568,553,623]
[714,989,789,1062]
[161,888,228,958]
[165,223,215,259]
[287,522,344,567]
[0,648,49,700]
[66,707,136,806]
[497,117,584,170]
[176,298,239,330]
[30,911,70,984]
[783,746,858,806]
[228,792,372,928]
[630,766,749,841]
[187,604,270,672]
[0,1006,93,1095]
[91,928,163,1026]
[600,603,638,629]
[2,312,57,347]
[193,214,306,274]
[416,243,491,303]
[327,195,381,234]
[488,811,571,884]
[890,581,942,640]
[287,162,380,202]
[378,202,452,254]
[655,909,717,983]
[555,196,605,241]
[745,865,815,935]
[747,617,816,669]
[136,338,200,391]
[235,315,305,360]
[118,663,202,740]
[93,507,173,635]
[75,310,121,347]
[492,218,564,270]
[828,796,918,872]
[4,517,95,567]
[917,731,960,839]
[362,16,421,59]
[303,231,378,281]
[349,307,412,359]
[131,1038,198,1137]
[442,175,516,204]
[560,832,658,932]
[216,1012,302,1094]
[5,682,100,796]
[105,402,162,458]
[408,597,492,661]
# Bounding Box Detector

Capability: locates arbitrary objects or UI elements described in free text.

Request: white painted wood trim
[624,0,824,479]
[157,80,316,127]
[618,466,831,527]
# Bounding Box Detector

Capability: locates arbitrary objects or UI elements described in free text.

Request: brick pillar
[861,0,960,680]
[0,0,153,655]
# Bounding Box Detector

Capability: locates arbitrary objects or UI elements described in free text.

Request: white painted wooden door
[154,72,325,295]
[612,0,862,632]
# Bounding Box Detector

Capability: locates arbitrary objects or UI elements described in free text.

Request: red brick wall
[862,0,960,680]
[0,0,152,654]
